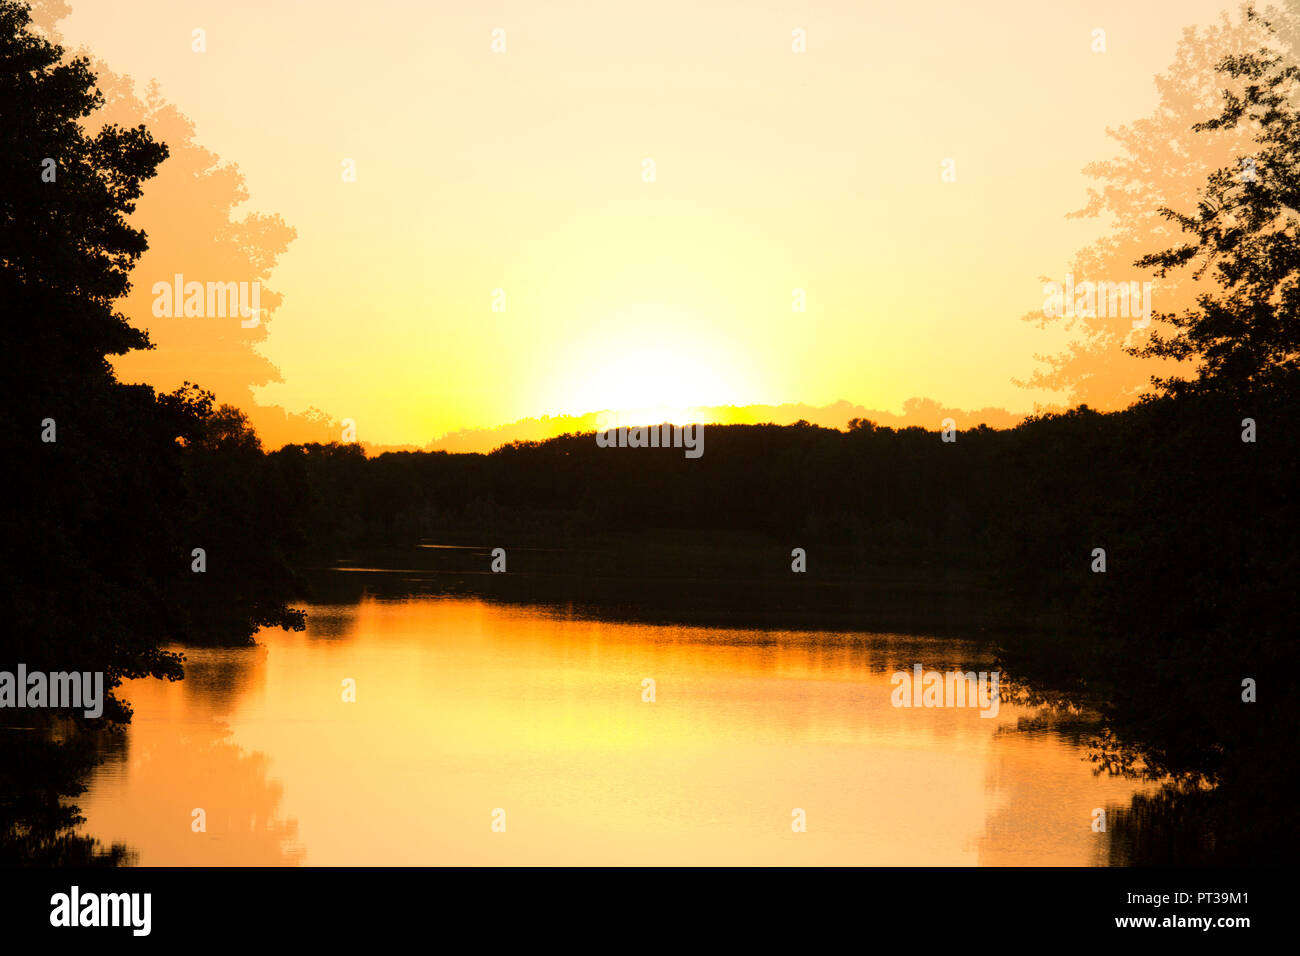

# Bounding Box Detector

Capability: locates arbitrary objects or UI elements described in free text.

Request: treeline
[278,388,1294,649]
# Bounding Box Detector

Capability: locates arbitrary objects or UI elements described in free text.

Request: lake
[73,586,1148,865]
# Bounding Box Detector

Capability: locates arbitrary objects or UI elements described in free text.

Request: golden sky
[57,0,1239,446]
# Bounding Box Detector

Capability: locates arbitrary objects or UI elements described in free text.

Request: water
[74,593,1147,865]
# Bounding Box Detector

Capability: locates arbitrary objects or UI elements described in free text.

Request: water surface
[75,593,1146,865]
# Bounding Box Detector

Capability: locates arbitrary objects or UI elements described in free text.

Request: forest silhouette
[2,0,1297,864]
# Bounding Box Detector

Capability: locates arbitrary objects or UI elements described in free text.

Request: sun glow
[559,306,752,422]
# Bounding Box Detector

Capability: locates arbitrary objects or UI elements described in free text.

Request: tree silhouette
[3,0,186,698]
[1131,10,1300,395]
[25,0,343,449]
[2,0,313,863]
[1021,3,1295,406]
[0,1,166,388]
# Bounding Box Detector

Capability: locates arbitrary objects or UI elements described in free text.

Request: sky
[55,0,1241,446]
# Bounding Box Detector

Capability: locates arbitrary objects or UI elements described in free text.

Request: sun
[557,305,751,422]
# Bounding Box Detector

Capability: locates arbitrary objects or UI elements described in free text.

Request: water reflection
[75,594,1148,865]
[77,647,304,866]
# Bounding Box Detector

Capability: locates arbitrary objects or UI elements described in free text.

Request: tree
[1131,9,1300,395]
[24,0,339,449]
[1021,3,1295,406]
[1,0,303,714]
[2,0,184,701]
[0,0,165,387]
